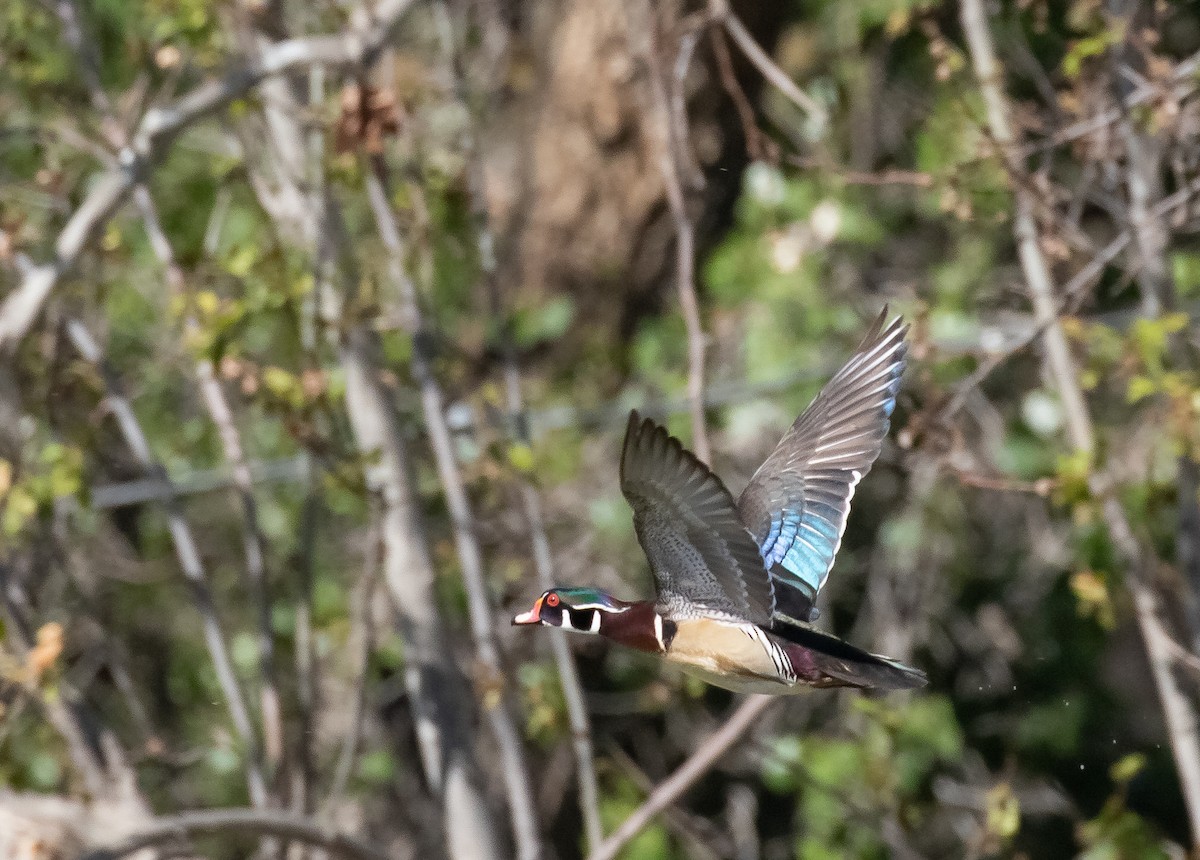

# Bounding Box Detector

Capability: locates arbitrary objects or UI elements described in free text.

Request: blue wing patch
[760,508,841,600]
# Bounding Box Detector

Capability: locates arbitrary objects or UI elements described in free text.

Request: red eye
[546,593,560,607]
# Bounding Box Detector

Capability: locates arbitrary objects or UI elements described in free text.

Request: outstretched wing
[737,311,908,622]
[620,411,774,624]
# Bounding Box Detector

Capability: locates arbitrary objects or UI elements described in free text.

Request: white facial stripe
[589,610,601,634]
[568,602,629,613]
[653,613,665,651]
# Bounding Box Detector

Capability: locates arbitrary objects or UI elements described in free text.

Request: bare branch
[960,1,1200,848]
[607,745,729,860]
[63,319,269,808]
[708,0,824,121]
[364,157,540,859]
[341,323,504,859]
[137,184,288,784]
[0,0,419,353]
[784,157,933,187]
[1021,48,1200,157]
[643,7,711,464]
[587,695,776,860]
[78,807,388,860]
[709,25,770,162]
[499,357,603,852]
[959,0,1092,457]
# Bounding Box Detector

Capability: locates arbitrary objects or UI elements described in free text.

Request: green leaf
[1062,25,1125,79]
[513,296,575,347]
[506,443,536,475]
[1127,375,1157,403]
[357,749,396,784]
[1110,753,1146,785]
[985,782,1021,840]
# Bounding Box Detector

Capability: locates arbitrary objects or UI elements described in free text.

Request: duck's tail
[771,620,927,691]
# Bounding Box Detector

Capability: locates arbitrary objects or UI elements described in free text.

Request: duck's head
[512,587,630,634]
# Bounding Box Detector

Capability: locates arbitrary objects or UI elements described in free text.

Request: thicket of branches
[2,0,1200,858]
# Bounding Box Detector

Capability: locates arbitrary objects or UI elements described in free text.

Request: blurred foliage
[1,0,1200,857]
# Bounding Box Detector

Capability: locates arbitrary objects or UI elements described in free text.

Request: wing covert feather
[620,412,773,624]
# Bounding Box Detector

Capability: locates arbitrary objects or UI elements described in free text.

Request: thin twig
[320,512,380,814]
[78,807,388,860]
[499,357,604,852]
[645,9,711,464]
[1017,47,1200,158]
[939,173,1200,420]
[588,695,776,860]
[709,24,769,162]
[960,1,1200,848]
[783,157,933,187]
[708,0,824,121]
[607,745,729,860]
[940,229,1130,420]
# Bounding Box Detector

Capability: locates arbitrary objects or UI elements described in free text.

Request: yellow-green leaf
[1111,753,1147,785]
[1127,375,1157,403]
[985,782,1021,839]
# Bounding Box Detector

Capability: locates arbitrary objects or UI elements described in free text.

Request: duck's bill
[512,599,543,626]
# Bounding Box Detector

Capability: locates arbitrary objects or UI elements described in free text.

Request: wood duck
[513,311,925,693]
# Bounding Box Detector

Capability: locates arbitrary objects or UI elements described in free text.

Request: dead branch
[707,0,823,121]
[340,323,505,859]
[607,745,730,860]
[78,807,388,860]
[643,5,711,464]
[588,695,776,860]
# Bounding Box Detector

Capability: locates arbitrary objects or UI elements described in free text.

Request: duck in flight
[513,311,925,693]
